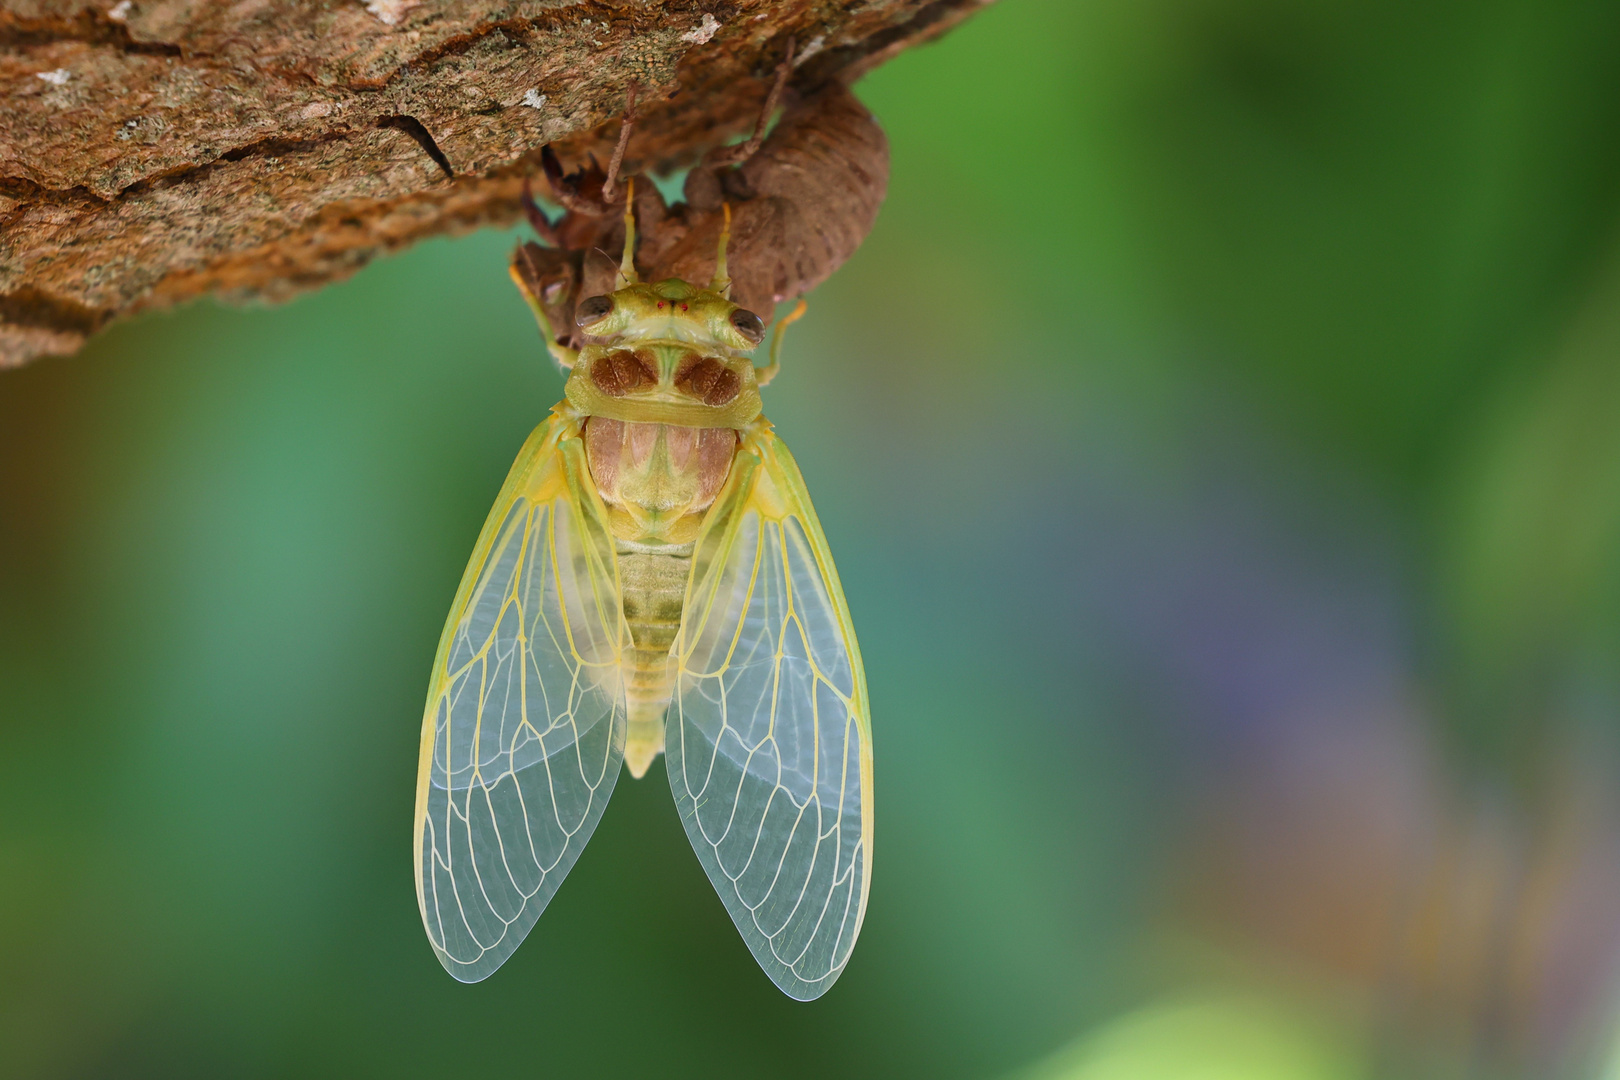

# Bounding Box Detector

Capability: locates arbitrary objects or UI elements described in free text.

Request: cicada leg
[540,145,611,218]
[600,82,640,205]
[707,37,796,170]
[754,298,806,387]
[682,38,797,214]
[509,241,580,370]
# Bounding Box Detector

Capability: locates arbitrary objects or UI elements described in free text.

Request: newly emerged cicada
[413,58,887,1000]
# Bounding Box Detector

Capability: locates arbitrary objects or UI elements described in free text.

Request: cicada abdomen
[417,53,880,1000]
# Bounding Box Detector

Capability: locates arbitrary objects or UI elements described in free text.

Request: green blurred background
[6,0,1620,1076]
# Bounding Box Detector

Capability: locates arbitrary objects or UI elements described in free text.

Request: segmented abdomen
[617,544,693,778]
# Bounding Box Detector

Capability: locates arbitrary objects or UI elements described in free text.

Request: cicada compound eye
[729,308,765,346]
[575,295,614,327]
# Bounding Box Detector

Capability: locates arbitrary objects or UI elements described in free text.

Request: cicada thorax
[566,340,764,438]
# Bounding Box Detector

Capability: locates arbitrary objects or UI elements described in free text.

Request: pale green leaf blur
[4,0,1620,1077]
[1021,996,1361,1080]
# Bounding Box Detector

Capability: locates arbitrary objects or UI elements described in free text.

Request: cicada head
[573,196,764,352]
[564,192,771,430]
[574,279,765,352]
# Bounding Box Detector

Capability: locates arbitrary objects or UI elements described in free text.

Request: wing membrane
[667,423,874,999]
[414,408,627,982]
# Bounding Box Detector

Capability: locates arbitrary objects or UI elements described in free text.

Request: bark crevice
[378,115,456,178]
[0,9,186,56]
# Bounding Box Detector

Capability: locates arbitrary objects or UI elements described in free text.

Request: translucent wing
[414,408,627,982]
[667,423,874,1000]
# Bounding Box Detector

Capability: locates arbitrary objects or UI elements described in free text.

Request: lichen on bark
[0,0,994,367]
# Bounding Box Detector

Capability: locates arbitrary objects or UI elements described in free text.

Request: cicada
[413,62,886,1000]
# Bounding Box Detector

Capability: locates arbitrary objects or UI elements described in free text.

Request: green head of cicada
[573,194,765,353]
[573,279,765,352]
[564,191,773,430]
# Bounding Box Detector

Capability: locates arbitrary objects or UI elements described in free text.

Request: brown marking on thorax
[566,342,763,431]
[674,355,741,406]
[590,349,658,397]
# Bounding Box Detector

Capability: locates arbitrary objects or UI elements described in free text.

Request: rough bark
[0,0,992,367]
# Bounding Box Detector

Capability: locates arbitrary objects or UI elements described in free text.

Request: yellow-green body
[417,196,871,997]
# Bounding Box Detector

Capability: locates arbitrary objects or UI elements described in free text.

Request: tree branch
[0,0,994,367]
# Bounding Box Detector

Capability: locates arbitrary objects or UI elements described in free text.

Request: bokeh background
[6,1,1620,1076]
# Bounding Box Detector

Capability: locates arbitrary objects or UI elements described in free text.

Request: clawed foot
[539,144,615,217]
[707,36,795,170]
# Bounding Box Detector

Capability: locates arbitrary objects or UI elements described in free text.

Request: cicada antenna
[615,177,640,289]
[710,202,733,298]
[755,298,805,387]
